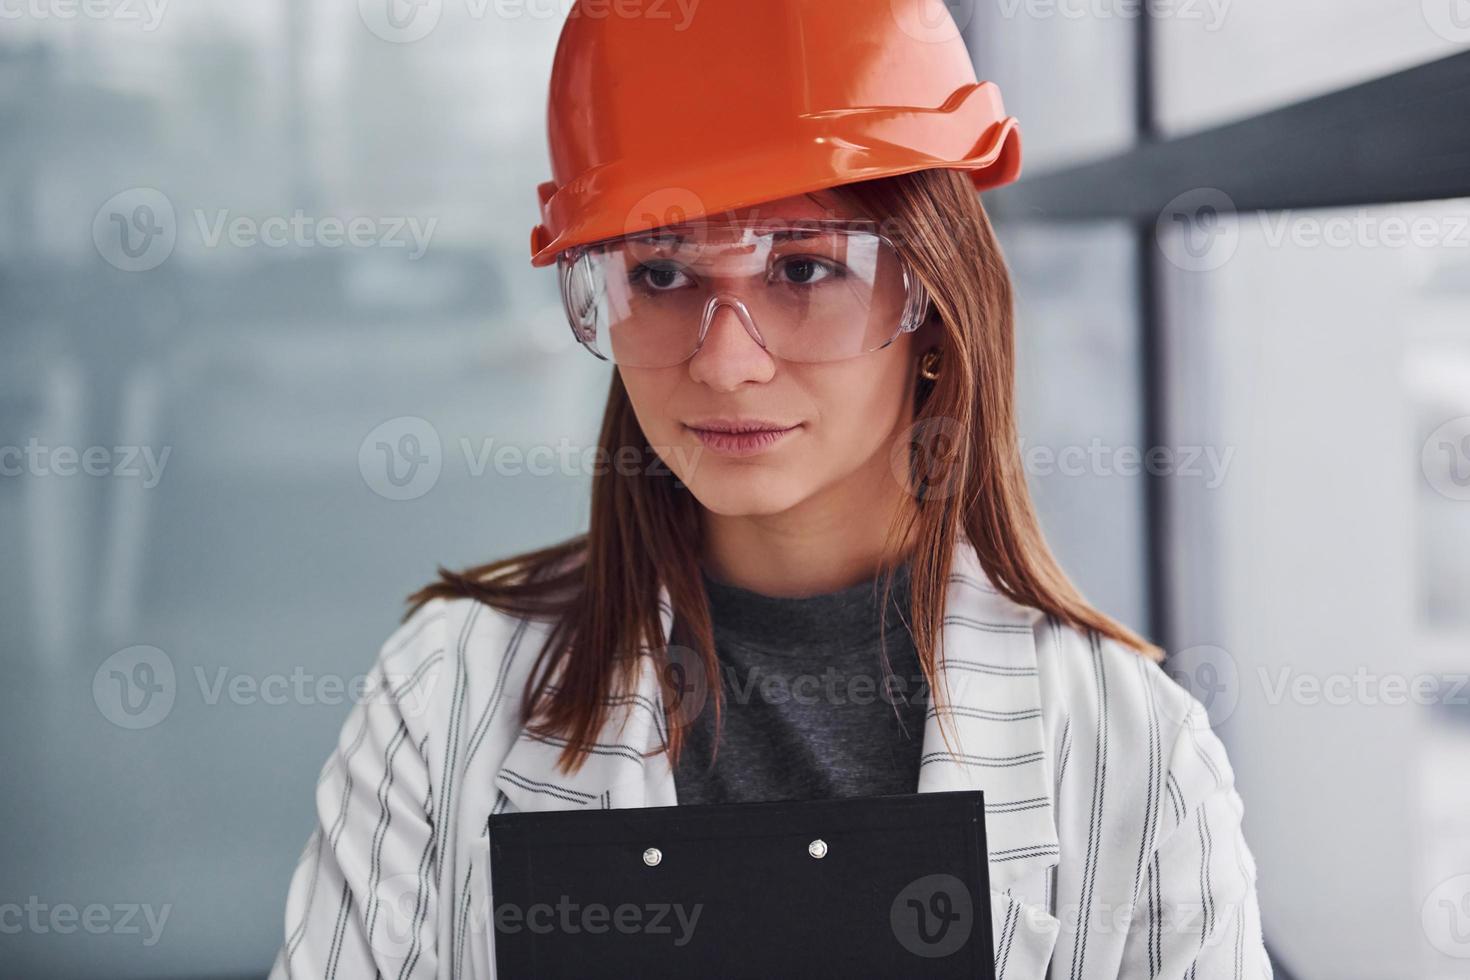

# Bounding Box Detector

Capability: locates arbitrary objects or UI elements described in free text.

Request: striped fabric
[269,538,1271,979]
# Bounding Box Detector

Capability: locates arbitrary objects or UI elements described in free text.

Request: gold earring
[918,348,942,381]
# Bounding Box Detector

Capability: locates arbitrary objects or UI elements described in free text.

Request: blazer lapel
[919,539,1062,977]
[492,597,675,813]
[492,539,1061,975]
[918,539,1060,891]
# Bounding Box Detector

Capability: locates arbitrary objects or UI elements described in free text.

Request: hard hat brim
[529,83,1021,268]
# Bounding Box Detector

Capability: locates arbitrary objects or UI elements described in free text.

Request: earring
[918,348,942,381]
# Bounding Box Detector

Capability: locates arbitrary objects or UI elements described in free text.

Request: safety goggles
[555,219,930,368]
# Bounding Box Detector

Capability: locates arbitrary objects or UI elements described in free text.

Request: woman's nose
[686,299,775,390]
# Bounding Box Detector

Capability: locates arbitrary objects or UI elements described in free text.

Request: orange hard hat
[528,0,1022,267]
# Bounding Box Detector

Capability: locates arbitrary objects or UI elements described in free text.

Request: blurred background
[1,1,1467,977]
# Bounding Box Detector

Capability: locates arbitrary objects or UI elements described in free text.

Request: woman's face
[618,190,927,519]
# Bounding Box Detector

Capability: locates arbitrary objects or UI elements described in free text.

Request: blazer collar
[492,537,1060,895]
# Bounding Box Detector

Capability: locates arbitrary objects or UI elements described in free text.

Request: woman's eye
[631,262,691,291]
[773,256,838,285]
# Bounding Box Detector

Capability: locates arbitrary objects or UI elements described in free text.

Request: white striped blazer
[269,538,1271,979]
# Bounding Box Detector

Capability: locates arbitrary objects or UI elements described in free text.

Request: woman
[271,2,1270,977]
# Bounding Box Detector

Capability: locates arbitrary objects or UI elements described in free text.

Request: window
[980,6,1470,973]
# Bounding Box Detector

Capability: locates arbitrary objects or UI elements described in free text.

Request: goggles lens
[558,221,928,367]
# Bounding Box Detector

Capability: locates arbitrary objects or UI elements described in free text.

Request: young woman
[271,2,1269,977]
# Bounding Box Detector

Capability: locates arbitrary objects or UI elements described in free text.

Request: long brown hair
[407,168,1161,775]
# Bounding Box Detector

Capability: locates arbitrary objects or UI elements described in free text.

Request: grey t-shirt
[671,561,928,805]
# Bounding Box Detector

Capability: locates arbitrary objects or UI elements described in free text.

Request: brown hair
[407,168,1161,775]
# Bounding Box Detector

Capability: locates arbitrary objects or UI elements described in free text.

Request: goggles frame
[554,218,932,367]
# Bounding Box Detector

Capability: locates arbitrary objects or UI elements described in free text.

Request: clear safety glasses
[556,219,931,368]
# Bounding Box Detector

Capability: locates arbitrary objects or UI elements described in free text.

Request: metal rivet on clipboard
[808,839,828,859]
[642,847,662,867]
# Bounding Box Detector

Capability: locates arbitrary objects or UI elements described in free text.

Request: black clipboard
[487,790,995,979]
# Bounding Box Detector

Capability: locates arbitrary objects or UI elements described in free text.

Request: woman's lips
[684,422,800,457]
